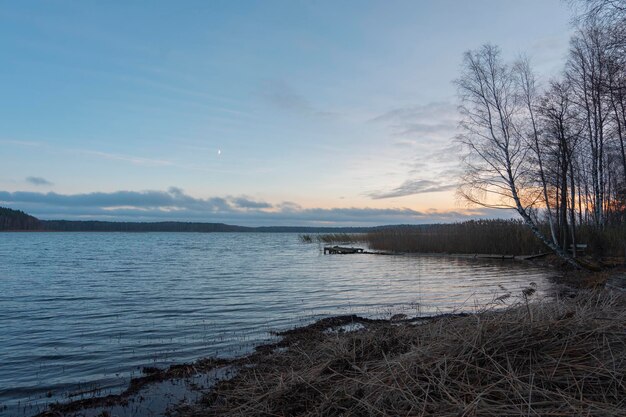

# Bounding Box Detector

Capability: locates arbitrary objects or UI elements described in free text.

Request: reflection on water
[0,232,555,416]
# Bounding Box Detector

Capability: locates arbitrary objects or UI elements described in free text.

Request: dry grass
[193,290,626,417]
[299,233,362,244]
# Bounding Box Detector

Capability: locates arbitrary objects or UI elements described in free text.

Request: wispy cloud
[0,139,46,148]
[371,102,457,123]
[367,101,462,200]
[259,79,312,112]
[77,150,173,167]
[368,179,457,199]
[3,137,175,168]
[258,79,335,117]
[370,101,458,141]
[25,176,53,186]
[529,34,571,71]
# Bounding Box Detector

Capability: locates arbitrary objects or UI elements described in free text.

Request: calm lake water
[0,232,557,416]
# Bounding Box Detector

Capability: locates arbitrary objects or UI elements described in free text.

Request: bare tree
[514,58,559,246]
[573,0,626,211]
[456,45,579,266]
[574,0,626,29]
[567,23,612,227]
[453,2,625,263]
[538,80,582,255]
[607,51,626,185]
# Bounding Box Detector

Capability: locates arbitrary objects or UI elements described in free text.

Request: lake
[0,232,556,416]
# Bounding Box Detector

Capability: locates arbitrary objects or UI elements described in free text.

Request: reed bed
[365,220,547,255]
[365,220,626,258]
[576,224,626,258]
[195,290,626,416]
[299,233,362,244]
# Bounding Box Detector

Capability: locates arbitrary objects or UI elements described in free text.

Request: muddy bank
[33,359,234,417]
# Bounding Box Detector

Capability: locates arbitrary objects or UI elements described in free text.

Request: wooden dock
[569,244,588,255]
[324,246,364,255]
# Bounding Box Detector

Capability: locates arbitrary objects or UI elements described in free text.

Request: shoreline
[21,256,625,417]
[18,258,624,417]
[196,288,626,416]
[34,313,472,417]
[34,276,625,417]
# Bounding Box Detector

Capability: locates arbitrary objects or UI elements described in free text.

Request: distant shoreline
[1,206,382,233]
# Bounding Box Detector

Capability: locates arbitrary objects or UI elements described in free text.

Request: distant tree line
[40,220,252,232]
[456,0,626,264]
[0,206,375,233]
[37,221,376,233]
[0,207,41,230]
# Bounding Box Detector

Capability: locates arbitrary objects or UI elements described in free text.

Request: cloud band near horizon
[0,188,515,227]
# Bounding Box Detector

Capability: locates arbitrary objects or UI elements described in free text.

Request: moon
[217,149,221,156]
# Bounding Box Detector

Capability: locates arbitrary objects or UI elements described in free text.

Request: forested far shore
[0,207,41,230]
[0,206,373,233]
[3,206,625,259]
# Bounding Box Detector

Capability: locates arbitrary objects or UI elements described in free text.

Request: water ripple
[0,232,554,416]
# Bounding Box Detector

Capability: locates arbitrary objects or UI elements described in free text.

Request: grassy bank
[192,289,626,417]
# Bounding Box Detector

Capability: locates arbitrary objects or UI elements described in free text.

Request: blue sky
[1,1,574,226]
